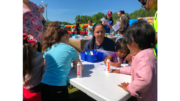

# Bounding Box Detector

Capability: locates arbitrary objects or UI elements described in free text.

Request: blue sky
[31,0,143,23]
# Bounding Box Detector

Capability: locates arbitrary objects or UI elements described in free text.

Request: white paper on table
[121,64,129,67]
[112,24,120,32]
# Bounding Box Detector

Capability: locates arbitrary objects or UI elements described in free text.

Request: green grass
[68,84,96,101]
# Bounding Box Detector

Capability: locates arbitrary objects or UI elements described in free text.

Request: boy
[76,19,80,34]
[87,19,93,36]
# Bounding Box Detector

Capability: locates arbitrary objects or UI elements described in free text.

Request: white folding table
[68,61,131,101]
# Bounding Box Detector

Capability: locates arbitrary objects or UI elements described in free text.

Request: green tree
[75,15,81,23]
[45,19,52,25]
[112,12,118,25]
[92,12,105,23]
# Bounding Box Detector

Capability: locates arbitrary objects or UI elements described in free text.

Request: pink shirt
[23,2,43,42]
[120,48,157,101]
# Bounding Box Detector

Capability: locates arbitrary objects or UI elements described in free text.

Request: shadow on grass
[69,88,95,101]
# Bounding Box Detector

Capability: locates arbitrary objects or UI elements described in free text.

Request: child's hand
[111,69,120,73]
[118,82,129,92]
[115,62,121,67]
[124,52,138,63]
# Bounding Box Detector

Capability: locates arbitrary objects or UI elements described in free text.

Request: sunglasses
[139,0,147,5]
[142,0,147,5]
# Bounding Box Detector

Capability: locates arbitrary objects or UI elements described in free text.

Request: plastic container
[86,49,97,62]
[80,49,104,63]
[97,52,104,61]
[80,52,86,61]
[77,62,82,78]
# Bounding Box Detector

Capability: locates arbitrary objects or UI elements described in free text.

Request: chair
[23,87,41,101]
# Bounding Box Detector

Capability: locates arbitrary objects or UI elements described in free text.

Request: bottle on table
[77,62,82,77]
[106,59,111,73]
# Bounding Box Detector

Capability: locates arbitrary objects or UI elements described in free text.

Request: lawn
[68,84,96,101]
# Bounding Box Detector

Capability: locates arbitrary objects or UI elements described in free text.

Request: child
[87,19,93,36]
[104,38,129,67]
[112,20,157,101]
[83,27,86,35]
[41,22,84,101]
[23,34,45,93]
[75,19,80,34]
[72,26,75,35]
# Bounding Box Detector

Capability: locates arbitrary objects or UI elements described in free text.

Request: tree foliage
[45,8,156,25]
[74,8,156,25]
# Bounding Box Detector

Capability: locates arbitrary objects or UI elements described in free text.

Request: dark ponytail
[91,23,105,49]
[23,42,34,82]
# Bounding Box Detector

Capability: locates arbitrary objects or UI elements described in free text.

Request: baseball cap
[107,11,112,15]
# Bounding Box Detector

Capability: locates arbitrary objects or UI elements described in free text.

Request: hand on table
[118,82,129,92]
[111,69,120,73]
[114,62,121,67]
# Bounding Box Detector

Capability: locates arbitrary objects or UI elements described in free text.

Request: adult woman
[118,10,125,18]
[115,14,129,42]
[83,23,115,52]
[23,0,44,42]
[102,11,114,35]
[138,0,157,48]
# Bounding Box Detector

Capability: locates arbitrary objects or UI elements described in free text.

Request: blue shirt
[103,17,113,33]
[83,37,115,52]
[42,43,79,86]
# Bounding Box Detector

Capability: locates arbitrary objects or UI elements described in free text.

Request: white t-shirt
[88,25,93,36]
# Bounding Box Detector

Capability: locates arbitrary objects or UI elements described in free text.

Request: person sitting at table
[41,22,84,101]
[115,14,129,42]
[102,11,113,35]
[23,34,45,93]
[104,38,130,67]
[83,23,115,52]
[112,20,157,101]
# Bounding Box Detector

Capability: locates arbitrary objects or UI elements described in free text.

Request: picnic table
[68,61,131,101]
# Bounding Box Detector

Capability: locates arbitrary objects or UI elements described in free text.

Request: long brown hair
[23,40,35,81]
[42,22,68,51]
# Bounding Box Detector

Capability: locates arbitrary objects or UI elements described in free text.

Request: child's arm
[73,58,84,71]
[44,59,46,69]
[111,66,131,74]
[104,55,121,67]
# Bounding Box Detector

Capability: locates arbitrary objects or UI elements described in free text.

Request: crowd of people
[23,0,157,101]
